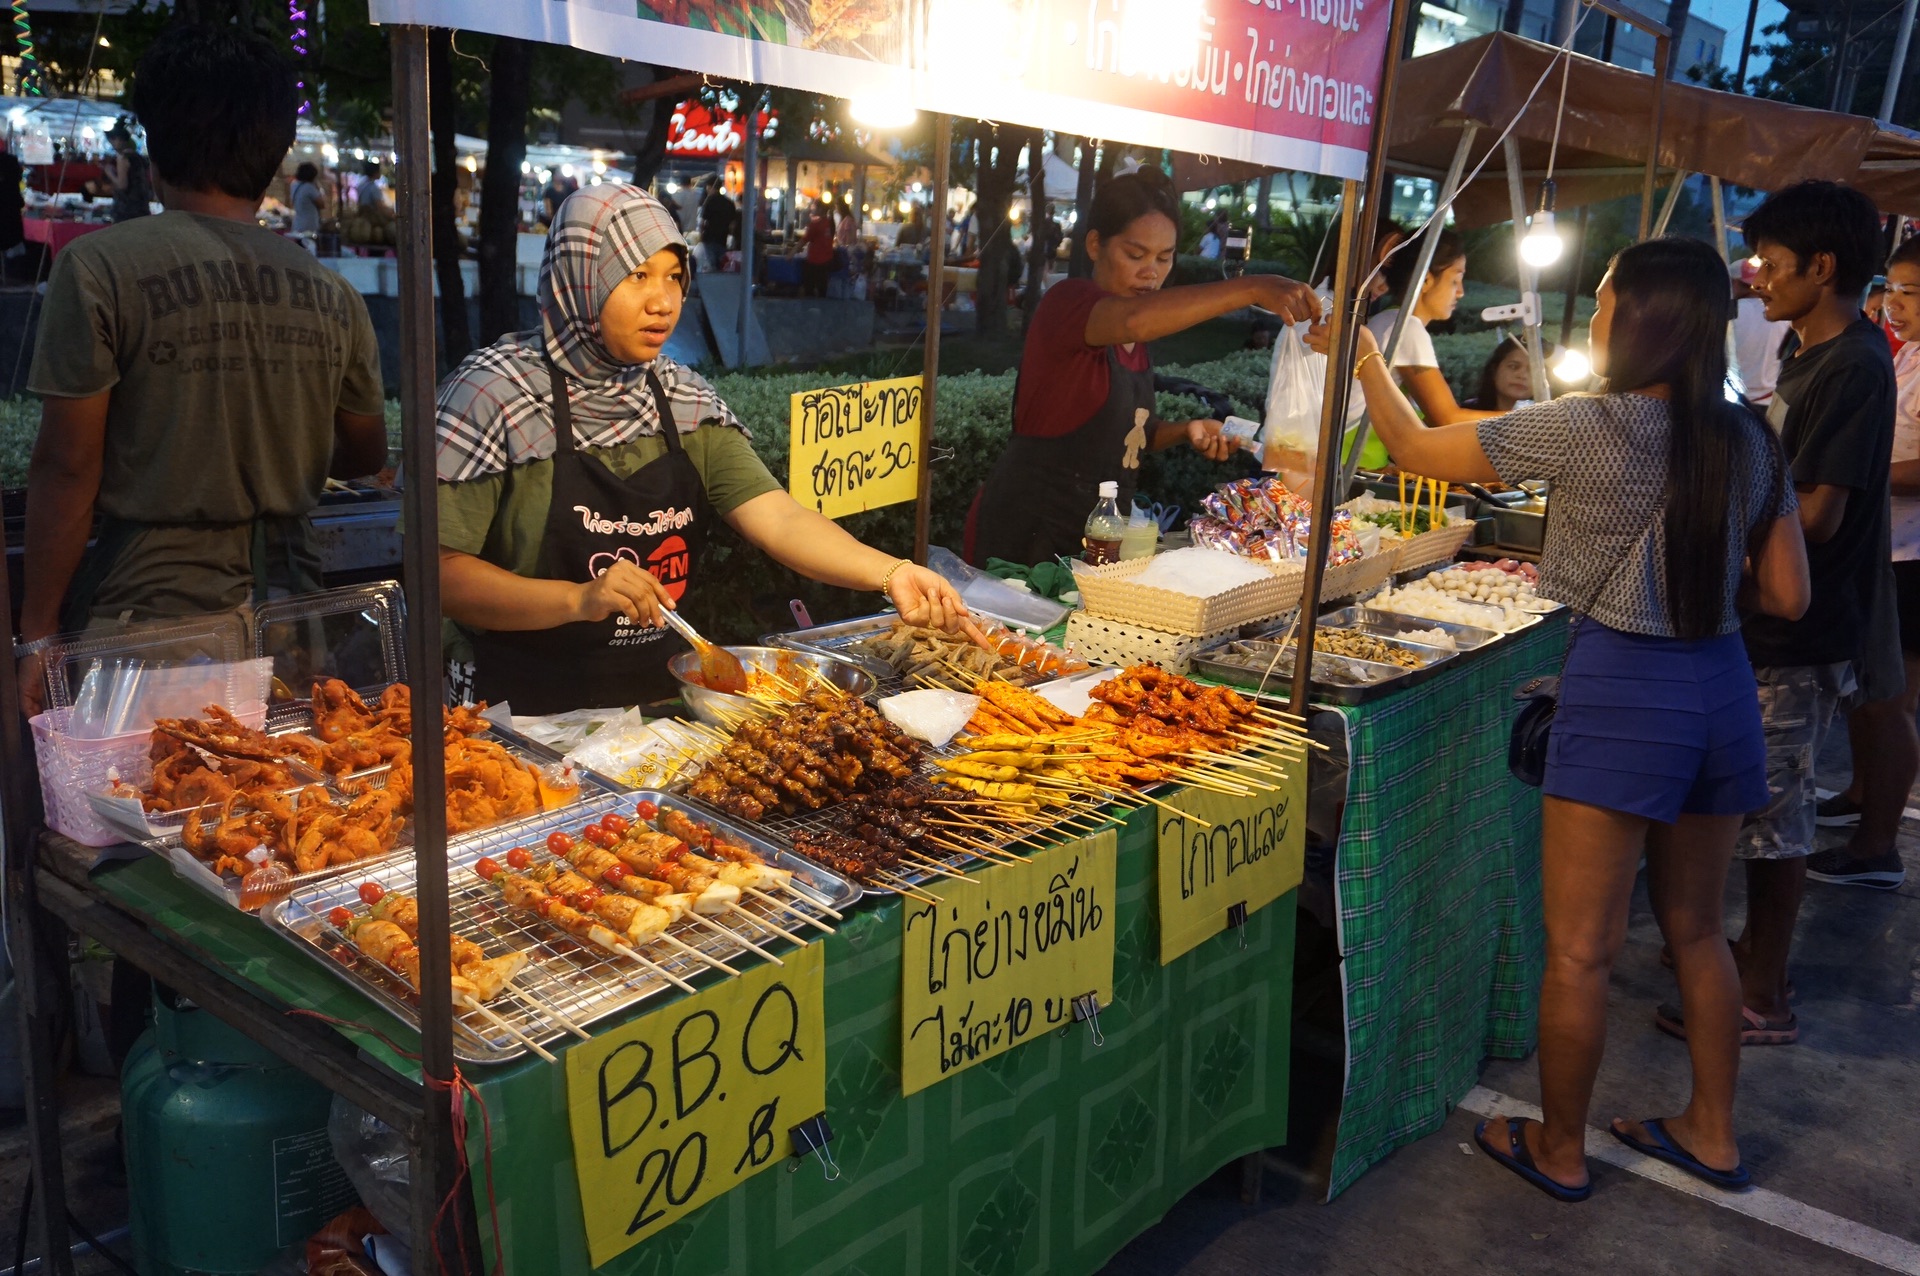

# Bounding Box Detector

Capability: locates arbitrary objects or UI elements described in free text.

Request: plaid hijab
[434,183,742,483]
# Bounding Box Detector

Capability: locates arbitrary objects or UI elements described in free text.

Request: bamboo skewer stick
[721,904,806,947]
[763,882,844,921]
[505,980,592,1041]
[896,851,979,883]
[744,885,835,932]
[653,932,742,976]
[870,871,941,903]
[681,911,786,965]
[460,995,557,1063]
[611,944,701,994]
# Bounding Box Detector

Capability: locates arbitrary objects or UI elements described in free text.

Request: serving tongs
[659,609,750,693]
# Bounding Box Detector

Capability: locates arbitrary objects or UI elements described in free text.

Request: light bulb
[1552,345,1591,382]
[1521,209,1563,268]
[849,93,917,130]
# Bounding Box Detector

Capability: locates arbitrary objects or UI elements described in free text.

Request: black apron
[469,363,709,715]
[970,344,1157,566]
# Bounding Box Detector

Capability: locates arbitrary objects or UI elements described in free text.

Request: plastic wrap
[327,1095,410,1243]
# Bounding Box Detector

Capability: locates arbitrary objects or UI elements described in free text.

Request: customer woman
[1315,236,1810,1199]
[434,184,977,714]
[965,168,1318,566]
[1463,335,1540,412]
[289,161,328,235]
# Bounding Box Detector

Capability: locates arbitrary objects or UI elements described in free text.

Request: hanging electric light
[1521,178,1564,268]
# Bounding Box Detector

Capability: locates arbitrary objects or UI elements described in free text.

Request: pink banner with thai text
[370,0,1391,179]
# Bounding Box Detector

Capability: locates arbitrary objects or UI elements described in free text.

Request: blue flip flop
[1474,1117,1593,1203]
[1609,1117,1752,1190]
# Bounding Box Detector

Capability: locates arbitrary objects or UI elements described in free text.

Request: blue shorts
[1543,622,1768,824]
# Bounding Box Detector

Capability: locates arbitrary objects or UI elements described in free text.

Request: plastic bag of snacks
[1189,476,1362,566]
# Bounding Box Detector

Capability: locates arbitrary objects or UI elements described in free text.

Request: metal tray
[764,612,1076,696]
[1308,607,1504,652]
[269,791,857,1064]
[1189,632,1455,705]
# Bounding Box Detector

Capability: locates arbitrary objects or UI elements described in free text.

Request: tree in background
[966,122,1038,337]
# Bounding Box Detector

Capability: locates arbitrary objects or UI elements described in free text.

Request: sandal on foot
[1474,1117,1592,1203]
[1609,1117,1751,1190]
[1656,1003,1799,1045]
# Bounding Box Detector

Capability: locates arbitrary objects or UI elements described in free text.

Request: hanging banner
[368,0,1392,180]
[564,944,827,1268]
[1155,760,1306,965]
[899,830,1117,1096]
[788,375,923,519]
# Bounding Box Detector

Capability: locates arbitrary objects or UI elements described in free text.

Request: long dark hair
[1382,226,1464,301]
[1605,237,1783,639]
[1471,335,1526,409]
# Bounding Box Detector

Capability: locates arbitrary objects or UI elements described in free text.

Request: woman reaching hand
[1318,237,1809,1200]
[434,184,976,714]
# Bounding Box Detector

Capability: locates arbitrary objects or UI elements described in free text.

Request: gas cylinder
[121,990,360,1275]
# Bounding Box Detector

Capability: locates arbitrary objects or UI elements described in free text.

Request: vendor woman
[965,168,1319,566]
[435,184,976,714]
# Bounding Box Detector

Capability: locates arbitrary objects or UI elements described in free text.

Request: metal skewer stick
[504,980,592,1040]
[652,932,742,976]
[458,995,557,1064]
[680,910,787,965]
[609,943,701,994]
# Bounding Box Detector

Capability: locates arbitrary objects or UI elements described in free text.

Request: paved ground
[1101,740,1920,1276]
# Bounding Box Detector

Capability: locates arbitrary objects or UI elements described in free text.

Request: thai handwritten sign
[565,944,826,1266]
[1155,761,1306,964]
[900,830,1117,1096]
[788,376,922,520]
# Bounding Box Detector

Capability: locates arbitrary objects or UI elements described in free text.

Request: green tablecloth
[1324,614,1565,1198]
[90,804,1297,1275]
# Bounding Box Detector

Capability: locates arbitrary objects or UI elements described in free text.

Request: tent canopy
[1174,32,1920,223]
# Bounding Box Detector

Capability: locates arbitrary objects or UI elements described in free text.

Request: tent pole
[913,113,951,566]
[1297,0,1418,712]
[1503,133,1551,403]
[1652,171,1689,237]
[1642,34,1669,240]
[1340,121,1477,494]
[1290,180,1365,713]
[1710,175,1729,262]
[1881,0,1919,122]
[390,25,473,1276]
[738,86,762,368]
[1559,204,1588,346]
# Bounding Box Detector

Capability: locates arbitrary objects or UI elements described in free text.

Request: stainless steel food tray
[1190,632,1456,705]
[764,613,1075,696]
[269,790,857,1064]
[1303,607,1504,651]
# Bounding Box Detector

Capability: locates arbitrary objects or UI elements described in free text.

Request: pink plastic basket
[32,704,268,847]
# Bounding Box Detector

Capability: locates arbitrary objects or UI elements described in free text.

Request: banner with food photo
[368,0,1393,177]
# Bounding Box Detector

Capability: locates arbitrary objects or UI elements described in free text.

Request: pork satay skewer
[472,858,701,994]
[507,845,786,965]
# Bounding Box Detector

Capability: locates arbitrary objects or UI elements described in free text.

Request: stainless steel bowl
[667,644,876,726]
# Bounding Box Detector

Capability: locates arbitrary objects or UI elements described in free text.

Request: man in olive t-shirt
[17,26,386,717]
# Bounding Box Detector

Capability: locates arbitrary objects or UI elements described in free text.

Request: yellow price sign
[788,375,923,519]
[1155,760,1306,964]
[899,830,1117,1096]
[564,945,826,1267]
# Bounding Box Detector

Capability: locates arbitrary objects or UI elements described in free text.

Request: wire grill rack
[269,790,858,1063]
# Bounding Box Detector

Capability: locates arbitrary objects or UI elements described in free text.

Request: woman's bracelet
[880,558,912,595]
[1353,351,1386,379]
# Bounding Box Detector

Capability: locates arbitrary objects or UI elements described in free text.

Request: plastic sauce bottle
[1082,481,1126,565]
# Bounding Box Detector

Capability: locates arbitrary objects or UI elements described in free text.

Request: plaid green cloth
[1325,615,1566,1199]
[93,807,1298,1275]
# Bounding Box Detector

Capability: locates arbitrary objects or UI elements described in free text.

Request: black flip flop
[1474,1117,1593,1203]
[1609,1117,1752,1190]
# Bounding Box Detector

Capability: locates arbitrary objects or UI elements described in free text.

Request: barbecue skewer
[471,858,702,994]
[507,983,592,1040]
[459,994,558,1064]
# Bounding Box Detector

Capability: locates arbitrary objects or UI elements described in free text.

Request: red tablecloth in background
[23,217,107,257]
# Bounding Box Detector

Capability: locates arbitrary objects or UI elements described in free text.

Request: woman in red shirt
[801,202,836,297]
[966,169,1318,565]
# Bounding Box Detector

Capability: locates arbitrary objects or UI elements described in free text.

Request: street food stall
[45,1,1876,1271]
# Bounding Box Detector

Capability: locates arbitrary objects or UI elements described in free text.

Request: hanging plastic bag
[1260,325,1324,500]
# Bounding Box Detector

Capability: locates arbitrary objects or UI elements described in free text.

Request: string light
[11,0,41,97]
[1520,179,1563,268]
[289,1,311,116]
[1551,345,1591,382]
